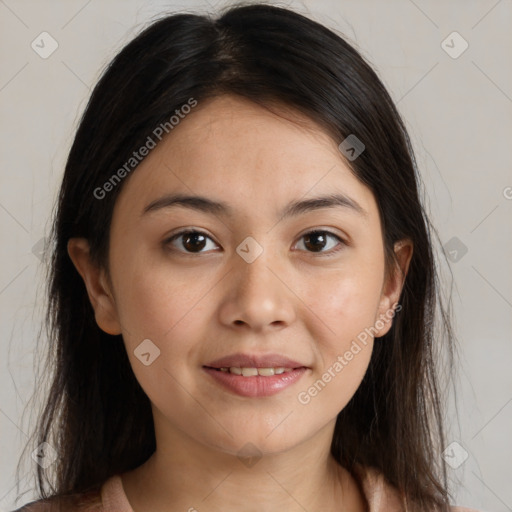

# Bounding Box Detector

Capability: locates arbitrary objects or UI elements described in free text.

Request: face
[70,95,411,458]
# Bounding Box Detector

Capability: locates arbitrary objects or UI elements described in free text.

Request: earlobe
[374,239,413,338]
[67,238,122,335]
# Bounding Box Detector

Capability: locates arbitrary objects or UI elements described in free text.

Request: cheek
[296,342,373,425]
[304,257,384,347]
[111,261,214,411]
[295,275,379,418]
[109,252,236,407]
[111,245,211,341]
[295,254,383,409]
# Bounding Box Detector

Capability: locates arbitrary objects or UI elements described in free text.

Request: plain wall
[1,1,511,510]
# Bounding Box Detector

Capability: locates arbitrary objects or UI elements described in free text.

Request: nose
[217,245,296,333]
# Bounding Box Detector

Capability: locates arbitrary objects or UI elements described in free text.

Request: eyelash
[164,229,347,257]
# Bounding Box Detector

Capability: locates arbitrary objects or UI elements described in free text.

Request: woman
[13,3,477,511]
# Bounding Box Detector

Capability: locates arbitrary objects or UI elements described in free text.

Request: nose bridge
[218,234,296,331]
[235,235,279,300]
[236,242,274,293]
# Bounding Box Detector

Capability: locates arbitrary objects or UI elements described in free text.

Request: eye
[165,230,219,254]
[164,228,346,255]
[294,230,346,255]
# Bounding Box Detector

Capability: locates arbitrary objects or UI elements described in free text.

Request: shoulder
[11,502,49,512]
[352,464,481,512]
[10,500,61,512]
[11,489,103,512]
[11,498,63,512]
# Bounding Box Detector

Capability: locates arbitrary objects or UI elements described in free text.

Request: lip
[203,353,309,398]
[203,367,308,397]
[205,353,306,369]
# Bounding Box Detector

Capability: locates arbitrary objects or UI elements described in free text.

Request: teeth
[218,367,294,376]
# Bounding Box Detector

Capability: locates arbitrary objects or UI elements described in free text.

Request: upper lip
[205,353,307,369]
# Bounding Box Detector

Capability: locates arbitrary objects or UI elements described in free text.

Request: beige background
[1,0,511,510]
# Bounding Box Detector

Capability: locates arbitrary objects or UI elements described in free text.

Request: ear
[374,239,413,338]
[67,238,122,335]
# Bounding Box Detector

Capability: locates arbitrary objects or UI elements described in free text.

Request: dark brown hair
[14,3,454,511]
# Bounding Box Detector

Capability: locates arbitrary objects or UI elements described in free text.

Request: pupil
[184,232,206,252]
[305,232,326,252]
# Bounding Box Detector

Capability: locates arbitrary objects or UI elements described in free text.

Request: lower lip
[203,367,308,397]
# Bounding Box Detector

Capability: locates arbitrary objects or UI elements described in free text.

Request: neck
[121,421,367,512]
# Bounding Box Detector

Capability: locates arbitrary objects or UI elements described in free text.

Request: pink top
[17,467,480,511]
[100,469,479,512]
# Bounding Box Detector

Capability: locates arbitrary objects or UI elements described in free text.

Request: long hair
[15,3,454,510]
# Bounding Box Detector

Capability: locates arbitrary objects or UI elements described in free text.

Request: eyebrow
[142,192,367,219]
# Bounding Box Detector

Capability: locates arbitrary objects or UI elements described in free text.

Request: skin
[68,94,412,512]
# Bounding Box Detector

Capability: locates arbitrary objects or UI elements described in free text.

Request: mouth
[207,366,299,376]
[205,352,306,370]
[203,353,309,397]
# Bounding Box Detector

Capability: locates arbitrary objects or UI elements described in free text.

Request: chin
[200,421,313,459]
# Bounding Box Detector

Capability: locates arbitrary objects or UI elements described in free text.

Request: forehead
[113,95,378,222]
